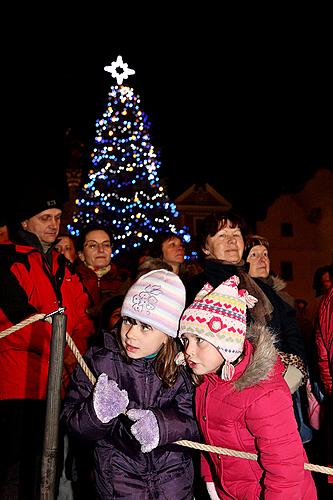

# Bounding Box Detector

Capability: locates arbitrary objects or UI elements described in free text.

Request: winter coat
[316,287,333,396]
[196,324,317,499]
[0,238,94,399]
[61,331,200,499]
[184,259,307,363]
[264,274,295,308]
[75,260,130,308]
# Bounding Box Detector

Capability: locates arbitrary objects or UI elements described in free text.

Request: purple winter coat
[61,331,199,499]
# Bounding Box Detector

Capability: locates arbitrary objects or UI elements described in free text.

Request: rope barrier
[65,333,96,385]
[0,311,96,385]
[1,312,332,476]
[0,313,45,338]
[174,440,333,475]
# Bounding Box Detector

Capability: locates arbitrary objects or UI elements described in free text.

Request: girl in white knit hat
[62,269,199,499]
[178,275,317,500]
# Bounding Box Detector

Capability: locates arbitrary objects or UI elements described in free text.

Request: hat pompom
[174,352,186,366]
[239,289,258,309]
[221,360,235,381]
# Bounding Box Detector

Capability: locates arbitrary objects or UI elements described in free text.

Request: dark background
[2,13,332,222]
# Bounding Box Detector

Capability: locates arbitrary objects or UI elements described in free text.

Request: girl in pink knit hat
[178,275,317,499]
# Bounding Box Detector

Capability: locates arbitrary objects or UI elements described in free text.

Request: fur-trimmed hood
[271,274,287,292]
[234,323,279,391]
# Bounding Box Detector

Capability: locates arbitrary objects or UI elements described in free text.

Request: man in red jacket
[0,193,95,499]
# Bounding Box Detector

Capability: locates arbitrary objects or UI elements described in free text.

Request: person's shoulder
[0,242,33,267]
[183,271,209,305]
[243,360,289,404]
[0,241,15,257]
[84,330,123,368]
[96,329,122,353]
[183,270,206,288]
[256,278,289,308]
[174,365,195,392]
[254,277,272,294]
[321,287,333,306]
[319,287,333,317]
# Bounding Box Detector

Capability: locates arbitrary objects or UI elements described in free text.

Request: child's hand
[93,373,129,423]
[127,408,159,453]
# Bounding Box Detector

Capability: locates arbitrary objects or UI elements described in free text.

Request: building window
[281,261,293,281]
[281,222,293,237]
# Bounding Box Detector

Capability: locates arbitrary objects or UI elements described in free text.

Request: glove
[127,408,159,453]
[283,365,303,394]
[93,373,129,423]
[206,481,220,499]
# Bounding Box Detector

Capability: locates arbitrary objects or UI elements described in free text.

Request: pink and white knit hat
[121,269,186,338]
[179,275,257,380]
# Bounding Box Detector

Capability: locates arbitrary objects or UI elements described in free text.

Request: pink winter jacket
[195,324,317,499]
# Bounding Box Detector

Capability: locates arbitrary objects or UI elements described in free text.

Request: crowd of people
[0,194,332,499]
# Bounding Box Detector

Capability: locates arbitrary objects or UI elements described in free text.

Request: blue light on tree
[68,56,190,255]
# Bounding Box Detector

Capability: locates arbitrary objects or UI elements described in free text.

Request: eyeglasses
[84,241,112,251]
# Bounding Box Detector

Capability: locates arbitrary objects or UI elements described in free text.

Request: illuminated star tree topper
[69,56,190,256]
[104,55,135,85]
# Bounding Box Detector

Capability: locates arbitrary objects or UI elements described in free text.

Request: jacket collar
[234,324,279,390]
[204,324,279,391]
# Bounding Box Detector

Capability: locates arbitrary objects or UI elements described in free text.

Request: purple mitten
[93,373,129,423]
[127,408,159,453]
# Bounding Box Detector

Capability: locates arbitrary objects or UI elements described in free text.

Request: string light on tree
[68,56,190,255]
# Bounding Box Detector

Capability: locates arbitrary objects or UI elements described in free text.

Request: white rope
[1,312,332,476]
[0,313,45,338]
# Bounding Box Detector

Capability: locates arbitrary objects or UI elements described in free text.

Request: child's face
[120,317,168,359]
[181,333,224,375]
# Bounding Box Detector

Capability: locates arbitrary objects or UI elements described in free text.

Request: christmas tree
[68,56,189,256]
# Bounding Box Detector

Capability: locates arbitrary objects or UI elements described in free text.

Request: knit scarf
[85,263,111,278]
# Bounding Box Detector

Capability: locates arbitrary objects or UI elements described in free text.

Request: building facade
[256,168,333,302]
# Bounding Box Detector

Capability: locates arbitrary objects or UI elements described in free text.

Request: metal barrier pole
[40,312,67,500]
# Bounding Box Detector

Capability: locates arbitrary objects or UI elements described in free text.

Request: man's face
[22,209,62,244]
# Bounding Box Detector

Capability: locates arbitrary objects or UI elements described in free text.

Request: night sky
[3,20,332,222]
